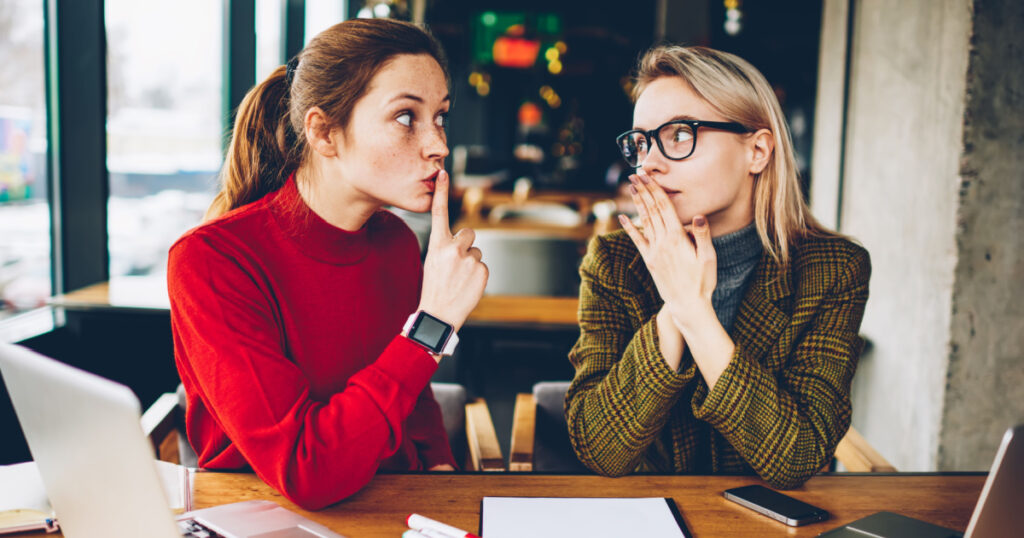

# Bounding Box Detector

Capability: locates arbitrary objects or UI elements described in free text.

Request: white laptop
[819,423,1022,537]
[0,342,346,538]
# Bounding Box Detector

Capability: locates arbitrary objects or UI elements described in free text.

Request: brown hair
[633,45,833,264]
[206,18,449,220]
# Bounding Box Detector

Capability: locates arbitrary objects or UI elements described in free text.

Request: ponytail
[205,65,299,220]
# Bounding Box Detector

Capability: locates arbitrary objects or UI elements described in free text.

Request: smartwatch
[403,311,459,356]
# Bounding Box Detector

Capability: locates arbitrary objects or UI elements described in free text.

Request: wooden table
[23,472,979,537]
[50,279,580,328]
[191,473,984,537]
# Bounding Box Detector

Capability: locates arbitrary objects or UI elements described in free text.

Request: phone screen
[724,485,828,524]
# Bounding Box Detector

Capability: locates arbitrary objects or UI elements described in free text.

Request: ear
[748,128,774,175]
[304,106,341,158]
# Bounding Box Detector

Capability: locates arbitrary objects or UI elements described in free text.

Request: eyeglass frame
[615,118,753,167]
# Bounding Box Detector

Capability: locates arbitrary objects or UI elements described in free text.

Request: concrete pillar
[813,0,1024,471]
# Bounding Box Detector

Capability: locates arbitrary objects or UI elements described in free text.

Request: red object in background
[493,36,541,68]
[517,102,543,127]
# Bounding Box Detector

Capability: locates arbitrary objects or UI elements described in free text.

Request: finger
[430,169,451,240]
[453,227,476,250]
[627,178,653,242]
[639,169,683,234]
[468,246,483,262]
[691,215,716,263]
[633,172,668,237]
[618,214,649,254]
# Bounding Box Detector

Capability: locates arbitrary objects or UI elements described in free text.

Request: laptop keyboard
[178,518,227,538]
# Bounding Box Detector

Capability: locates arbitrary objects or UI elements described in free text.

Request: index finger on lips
[430,169,452,239]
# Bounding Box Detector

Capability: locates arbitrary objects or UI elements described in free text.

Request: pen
[407,513,481,538]
[403,529,458,538]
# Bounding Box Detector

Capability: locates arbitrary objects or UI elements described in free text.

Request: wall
[833,0,972,471]
[817,0,1024,471]
[941,0,1024,470]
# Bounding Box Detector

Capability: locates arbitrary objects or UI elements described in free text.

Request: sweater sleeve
[406,383,458,469]
[169,231,438,510]
[690,246,871,489]
[565,235,701,477]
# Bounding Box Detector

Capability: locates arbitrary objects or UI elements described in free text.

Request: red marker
[406,513,481,538]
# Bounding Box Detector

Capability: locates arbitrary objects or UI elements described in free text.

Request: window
[0,0,49,320]
[105,0,223,279]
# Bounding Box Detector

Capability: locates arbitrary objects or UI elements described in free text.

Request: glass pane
[0,0,50,319]
[305,0,347,45]
[256,0,284,82]
[105,0,222,280]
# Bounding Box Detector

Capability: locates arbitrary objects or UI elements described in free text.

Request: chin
[393,195,433,214]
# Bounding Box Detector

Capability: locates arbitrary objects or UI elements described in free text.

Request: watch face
[410,313,452,352]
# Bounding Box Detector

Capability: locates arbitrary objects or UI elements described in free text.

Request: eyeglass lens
[619,122,696,166]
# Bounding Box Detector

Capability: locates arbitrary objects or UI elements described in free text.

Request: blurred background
[0,0,1021,476]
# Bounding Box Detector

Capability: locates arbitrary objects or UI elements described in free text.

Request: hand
[618,170,717,330]
[418,170,488,333]
[428,463,455,471]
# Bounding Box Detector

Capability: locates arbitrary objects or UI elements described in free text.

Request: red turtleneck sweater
[168,177,455,510]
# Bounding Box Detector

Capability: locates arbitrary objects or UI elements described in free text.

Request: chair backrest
[531,381,588,473]
[473,230,582,296]
[429,382,468,464]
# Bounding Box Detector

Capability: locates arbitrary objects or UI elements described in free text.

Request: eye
[435,112,449,128]
[672,127,694,143]
[396,111,413,127]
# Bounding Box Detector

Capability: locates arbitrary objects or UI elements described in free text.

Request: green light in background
[481,12,497,26]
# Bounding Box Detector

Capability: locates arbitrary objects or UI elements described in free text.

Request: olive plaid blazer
[565,229,871,489]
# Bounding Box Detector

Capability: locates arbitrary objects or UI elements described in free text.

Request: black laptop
[818,424,1021,538]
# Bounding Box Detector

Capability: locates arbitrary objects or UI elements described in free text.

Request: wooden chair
[509,381,896,474]
[142,382,506,472]
[834,425,897,472]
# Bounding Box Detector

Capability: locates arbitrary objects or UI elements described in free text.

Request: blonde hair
[633,45,832,264]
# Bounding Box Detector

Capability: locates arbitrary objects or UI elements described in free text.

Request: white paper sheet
[0,460,186,513]
[0,462,51,515]
[480,497,690,538]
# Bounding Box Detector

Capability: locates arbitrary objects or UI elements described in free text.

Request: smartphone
[723,485,829,526]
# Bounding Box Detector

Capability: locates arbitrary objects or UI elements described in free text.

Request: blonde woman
[565,45,870,489]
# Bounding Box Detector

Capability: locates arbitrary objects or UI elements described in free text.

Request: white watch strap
[403,312,459,356]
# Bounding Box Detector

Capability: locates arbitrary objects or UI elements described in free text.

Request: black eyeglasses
[616,119,752,167]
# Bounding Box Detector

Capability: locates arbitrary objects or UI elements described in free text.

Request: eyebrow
[387,93,451,105]
[633,114,699,130]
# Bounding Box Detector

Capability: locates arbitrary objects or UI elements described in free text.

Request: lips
[421,171,439,192]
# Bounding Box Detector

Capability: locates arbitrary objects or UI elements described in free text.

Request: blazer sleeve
[565,235,702,477]
[169,231,438,510]
[690,245,871,489]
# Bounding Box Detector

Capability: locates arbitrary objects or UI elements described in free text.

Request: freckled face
[632,76,755,231]
[329,54,450,213]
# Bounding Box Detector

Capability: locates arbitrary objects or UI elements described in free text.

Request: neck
[707,179,755,237]
[295,161,379,231]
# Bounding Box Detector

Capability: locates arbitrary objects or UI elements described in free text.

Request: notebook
[818,423,1022,537]
[480,497,691,538]
[0,342,346,538]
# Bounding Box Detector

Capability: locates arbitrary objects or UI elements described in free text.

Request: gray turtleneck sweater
[709,223,762,333]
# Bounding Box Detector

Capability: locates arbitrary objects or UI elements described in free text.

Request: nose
[422,127,449,162]
[639,139,668,177]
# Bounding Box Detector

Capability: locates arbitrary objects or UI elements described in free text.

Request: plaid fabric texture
[565,229,871,488]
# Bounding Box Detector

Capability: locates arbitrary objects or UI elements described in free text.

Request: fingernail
[629,185,637,195]
[694,215,706,227]
[618,214,628,225]
[638,172,650,184]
